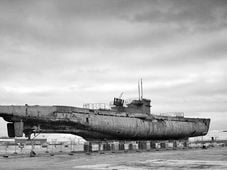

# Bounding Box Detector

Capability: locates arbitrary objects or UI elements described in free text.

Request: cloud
[0,0,226,120]
[130,0,227,32]
[1,0,226,51]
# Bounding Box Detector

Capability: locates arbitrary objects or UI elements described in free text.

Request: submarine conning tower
[111,79,151,115]
[111,98,151,115]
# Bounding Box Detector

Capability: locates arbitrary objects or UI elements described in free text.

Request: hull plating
[0,105,210,140]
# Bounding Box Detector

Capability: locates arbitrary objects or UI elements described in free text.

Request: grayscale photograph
[0,0,226,169]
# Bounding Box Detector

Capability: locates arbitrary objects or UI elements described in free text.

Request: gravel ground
[0,147,226,170]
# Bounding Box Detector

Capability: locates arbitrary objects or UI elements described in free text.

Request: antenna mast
[138,79,144,100]
[141,78,143,99]
[138,79,141,100]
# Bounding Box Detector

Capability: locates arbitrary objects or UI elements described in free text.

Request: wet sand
[0,147,226,170]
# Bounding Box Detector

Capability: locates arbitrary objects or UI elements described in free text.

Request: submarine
[0,81,210,141]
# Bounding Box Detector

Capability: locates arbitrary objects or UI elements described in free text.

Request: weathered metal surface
[0,98,210,141]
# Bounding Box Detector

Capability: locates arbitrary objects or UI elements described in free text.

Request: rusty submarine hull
[0,97,210,141]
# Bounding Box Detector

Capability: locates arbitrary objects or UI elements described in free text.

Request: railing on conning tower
[83,98,134,110]
[83,103,110,110]
[83,97,149,110]
[156,112,184,117]
[124,98,138,105]
[108,98,138,107]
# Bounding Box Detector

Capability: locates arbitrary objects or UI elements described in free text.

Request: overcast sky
[0,0,227,135]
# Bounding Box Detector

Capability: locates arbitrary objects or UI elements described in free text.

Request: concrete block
[91,144,99,151]
[166,142,173,148]
[146,141,151,150]
[124,143,129,150]
[155,143,161,149]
